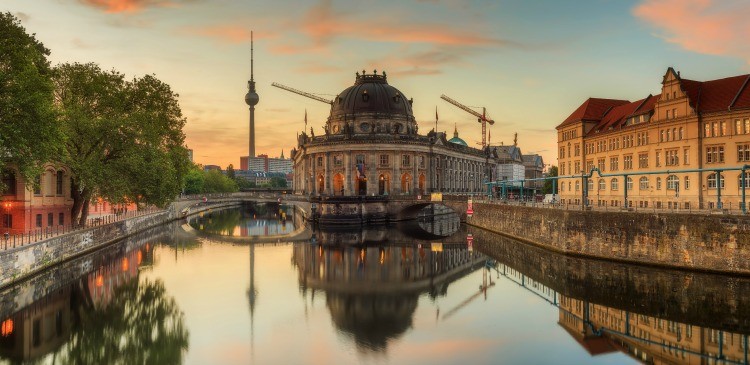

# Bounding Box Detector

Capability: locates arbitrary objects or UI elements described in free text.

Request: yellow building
[557,68,750,210]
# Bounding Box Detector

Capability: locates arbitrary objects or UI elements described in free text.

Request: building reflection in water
[0,241,187,364]
[494,262,750,365]
[293,219,485,351]
[189,203,294,237]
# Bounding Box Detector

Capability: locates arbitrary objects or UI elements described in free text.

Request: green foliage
[270,176,287,188]
[183,167,205,195]
[61,279,189,364]
[543,165,558,194]
[235,176,256,190]
[203,169,238,193]
[225,164,235,180]
[53,63,190,224]
[0,12,61,184]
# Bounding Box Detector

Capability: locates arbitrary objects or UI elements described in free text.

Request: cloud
[633,0,750,63]
[78,0,198,14]
[13,12,30,22]
[179,26,276,44]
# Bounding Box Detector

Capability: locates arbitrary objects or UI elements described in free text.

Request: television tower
[244,31,259,158]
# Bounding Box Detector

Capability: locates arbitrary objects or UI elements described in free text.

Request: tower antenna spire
[245,30,260,158]
[250,31,254,82]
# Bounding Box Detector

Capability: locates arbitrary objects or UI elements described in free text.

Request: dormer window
[362,90,369,102]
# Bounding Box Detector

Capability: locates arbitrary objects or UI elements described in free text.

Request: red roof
[558,98,629,128]
[590,94,661,135]
[681,74,750,113]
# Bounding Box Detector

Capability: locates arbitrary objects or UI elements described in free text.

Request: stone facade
[467,203,750,274]
[291,71,493,198]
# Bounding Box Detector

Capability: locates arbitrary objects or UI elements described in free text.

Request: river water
[1,204,749,364]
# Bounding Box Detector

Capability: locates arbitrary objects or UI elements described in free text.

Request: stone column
[345,152,352,196]
[324,152,330,195]
[368,152,377,196]
[393,151,399,194]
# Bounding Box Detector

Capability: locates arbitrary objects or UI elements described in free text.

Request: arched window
[707,173,724,189]
[56,170,64,195]
[626,177,633,191]
[611,178,619,191]
[679,127,684,140]
[639,177,649,190]
[667,175,679,190]
[598,179,606,191]
[587,179,593,192]
[1,170,16,196]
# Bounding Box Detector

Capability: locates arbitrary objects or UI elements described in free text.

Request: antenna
[250,31,254,82]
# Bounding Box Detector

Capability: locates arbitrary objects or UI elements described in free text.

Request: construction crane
[440,94,495,148]
[440,264,496,321]
[272,82,333,105]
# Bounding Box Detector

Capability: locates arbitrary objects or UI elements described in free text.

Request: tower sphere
[245,91,259,106]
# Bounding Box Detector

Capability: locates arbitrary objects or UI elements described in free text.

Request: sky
[5,0,750,169]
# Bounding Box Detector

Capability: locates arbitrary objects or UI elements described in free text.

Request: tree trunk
[78,197,90,227]
[70,180,84,227]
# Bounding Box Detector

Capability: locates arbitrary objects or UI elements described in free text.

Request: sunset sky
[5,0,750,169]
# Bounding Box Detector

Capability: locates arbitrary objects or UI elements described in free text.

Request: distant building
[203,165,221,171]
[492,145,525,188]
[1,164,73,234]
[522,154,545,192]
[241,152,292,174]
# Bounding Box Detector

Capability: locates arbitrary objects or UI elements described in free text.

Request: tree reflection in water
[61,279,188,365]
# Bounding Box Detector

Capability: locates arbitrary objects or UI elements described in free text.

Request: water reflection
[293,226,485,351]
[0,241,188,364]
[189,203,295,237]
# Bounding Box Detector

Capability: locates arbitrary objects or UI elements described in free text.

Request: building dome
[448,125,468,146]
[325,70,417,137]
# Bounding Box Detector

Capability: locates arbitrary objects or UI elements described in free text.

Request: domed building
[290,71,495,197]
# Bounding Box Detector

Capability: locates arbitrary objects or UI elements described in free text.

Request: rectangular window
[656,178,662,190]
[666,149,679,166]
[597,158,605,172]
[1,171,15,196]
[673,108,677,119]
[610,157,619,171]
[401,155,411,166]
[739,144,750,162]
[737,119,743,135]
[34,175,41,195]
[655,151,661,167]
[316,156,323,167]
[379,154,389,166]
[47,213,53,227]
[2,214,11,228]
[574,144,580,157]
[623,155,633,170]
[683,148,690,165]
[721,121,727,136]
[665,110,670,119]
[586,160,593,172]
[56,171,63,195]
[638,153,648,168]
[58,213,64,226]
[705,145,725,164]
[419,156,425,168]
[746,119,750,135]
[356,154,365,165]
[574,161,580,174]
[712,122,718,137]
[705,123,710,137]
[684,176,690,190]
[36,214,42,228]
[333,155,343,167]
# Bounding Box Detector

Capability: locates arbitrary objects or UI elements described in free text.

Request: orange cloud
[78,0,194,13]
[633,0,750,62]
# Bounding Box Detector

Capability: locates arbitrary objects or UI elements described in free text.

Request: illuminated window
[707,173,724,189]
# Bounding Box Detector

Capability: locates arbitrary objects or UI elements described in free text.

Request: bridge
[173,191,470,225]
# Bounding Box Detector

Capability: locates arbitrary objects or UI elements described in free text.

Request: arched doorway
[378,174,390,195]
[418,173,425,194]
[333,173,344,196]
[317,174,325,195]
[401,173,412,194]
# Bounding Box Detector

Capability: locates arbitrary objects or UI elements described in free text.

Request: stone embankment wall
[0,200,242,290]
[467,203,750,274]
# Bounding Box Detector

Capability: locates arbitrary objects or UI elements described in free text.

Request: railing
[487,165,750,214]
[1,206,163,250]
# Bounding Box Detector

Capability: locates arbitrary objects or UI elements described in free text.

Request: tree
[270,176,287,188]
[203,170,238,193]
[0,12,61,186]
[235,176,256,190]
[183,167,205,195]
[543,165,558,194]
[225,164,235,180]
[53,63,190,226]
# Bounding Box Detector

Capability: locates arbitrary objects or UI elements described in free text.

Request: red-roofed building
[557,68,750,210]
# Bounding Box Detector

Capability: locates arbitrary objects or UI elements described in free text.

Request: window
[36,214,42,228]
[34,175,41,195]
[47,213,53,227]
[587,179,593,192]
[379,154,389,166]
[401,154,411,166]
[1,170,15,196]
[704,123,710,137]
[655,151,661,167]
[684,176,690,190]
[679,127,683,140]
[419,156,425,168]
[666,149,679,166]
[575,181,580,192]
[639,177,649,190]
[626,177,633,191]
[638,153,648,168]
[673,108,677,119]
[316,156,323,167]
[666,128,671,141]
[333,155,343,167]
[665,110,670,119]
[705,145,725,164]
[560,147,565,159]
[356,154,365,165]
[2,214,11,228]
[574,161,580,174]
[739,173,750,190]
[597,158,605,172]
[667,175,679,190]
[721,121,727,136]
[56,171,63,195]
[683,148,690,165]
[610,157,619,171]
[656,177,662,190]
[736,119,743,135]
[739,144,750,162]
[574,144,580,157]
[599,179,606,191]
[623,155,633,170]
[707,173,724,189]
[712,122,718,137]
[58,213,64,226]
